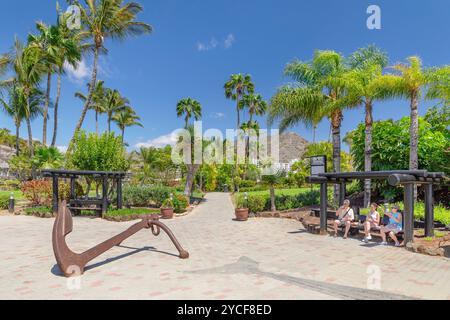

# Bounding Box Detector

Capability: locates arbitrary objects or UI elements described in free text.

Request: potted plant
[160,198,175,219]
[235,192,249,221]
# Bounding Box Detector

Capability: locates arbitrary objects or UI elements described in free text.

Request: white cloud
[135,131,179,149]
[212,112,226,119]
[56,145,68,153]
[64,59,90,84]
[197,37,219,52]
[224,34,235,49]
[197,34,235,52]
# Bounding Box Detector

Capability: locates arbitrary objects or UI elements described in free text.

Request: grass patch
[238,187,317,197]
[0,190,25,201]
[24,206,52,215]
[106,208,160,217]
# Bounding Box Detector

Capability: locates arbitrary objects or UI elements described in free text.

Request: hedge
[236,190,320,213]
[122,185,174,208]
[0,195,9,210]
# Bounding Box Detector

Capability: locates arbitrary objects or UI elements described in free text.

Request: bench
[68,198,109,214]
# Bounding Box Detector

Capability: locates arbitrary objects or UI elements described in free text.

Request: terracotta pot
[160,208,174,219]
[235,208,249,221]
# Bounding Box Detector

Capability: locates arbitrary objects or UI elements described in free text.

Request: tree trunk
[410,91,419,200]
[270,186,276,212]
[15,123,20,156]
[184,164,200,197]
[43,72,51,146]
[331,110,343,205]
[25,108,36,179]
[121,128,125,143]
[95,111,99,135]
[69,46,100,149]
[108,115,111,133]
[51,70,62,147]
[364,100,373,208]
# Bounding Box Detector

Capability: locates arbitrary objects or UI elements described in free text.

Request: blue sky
[1,0,449,152]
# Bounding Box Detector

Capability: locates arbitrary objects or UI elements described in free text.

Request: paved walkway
[0,193,449,300]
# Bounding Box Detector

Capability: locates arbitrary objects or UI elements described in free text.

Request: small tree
[261,169,286,212]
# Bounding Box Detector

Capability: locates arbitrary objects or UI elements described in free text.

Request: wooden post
[320,183,328,235]
[102,175,108,218]
[52,174,59,214]
[70,176,76,200]
[403,183,415,245]
[424,184,434,238]
[339,182,346,206]
[117,177,123,209]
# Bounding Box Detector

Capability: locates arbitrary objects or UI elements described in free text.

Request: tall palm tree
[112,107,143,142]
[28,22,60,146]
[2,38,45,158]
[0,84,44,155]
[50,10,82,147]
[345,45,389,207]
[426,66,450,107]
[224,74,255,129]
[69,0,152,149]
[75,80,106,134]
[378,56,446,199]
[269,50,351,203]
[240,93,267,123]
[103,89,129,132]
[176,98,202,129]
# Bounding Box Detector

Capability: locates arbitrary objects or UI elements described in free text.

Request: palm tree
[112,107,143,142]
[176,98,202,129]
[50,11,82,147]
[75,80,106,134]
[69,0,152,149]
[426,66,450,107]
[378,56,447,199]
[269,51,351,203]
[103,89,129,132]
[0,84,44,155]
[2,38,45,159]
[345,45,389,207]
[240,93,267,123]
[224,74,255,129]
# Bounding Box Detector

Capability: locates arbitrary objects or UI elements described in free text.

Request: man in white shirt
[333,199,355,239]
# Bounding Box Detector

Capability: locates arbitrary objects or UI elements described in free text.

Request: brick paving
[0,193,449,300]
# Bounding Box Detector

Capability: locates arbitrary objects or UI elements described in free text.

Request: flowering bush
[21,180,52,206]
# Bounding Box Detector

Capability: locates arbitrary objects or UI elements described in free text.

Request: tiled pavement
[0,193,449,300]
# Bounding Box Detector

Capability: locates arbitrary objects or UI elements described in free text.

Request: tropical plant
[113,107,143,143]
[75,80,106,134]
[240,93,267,124]
[103,89,129,132]
[69,0,152,148]
[269,50,353,203]
[136,146,177,185]
[31,146,64,169]
[0,84,44,154]
[68,131,129,172]
[376,56,447,199]
[224,73,255,130]
[176,98,202,129]
[261,169,286,212]
[345,45,389,206]
[3,38,45,159]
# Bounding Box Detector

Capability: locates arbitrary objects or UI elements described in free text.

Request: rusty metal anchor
[52,201,189,277]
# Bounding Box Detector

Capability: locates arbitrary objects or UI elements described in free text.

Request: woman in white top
[362,203,381,243]
[333,200,355,239]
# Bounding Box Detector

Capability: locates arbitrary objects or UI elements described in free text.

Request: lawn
[0,190,25,201]
[237,187,319,197]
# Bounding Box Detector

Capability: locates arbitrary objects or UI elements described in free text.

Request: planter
[160,208,174,219]
[235,208,249,221]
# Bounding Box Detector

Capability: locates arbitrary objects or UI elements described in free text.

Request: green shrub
[235,190,320,213]
[161,198,174,209]
[239,180,257,188]
[0,195,9,210]
[122,185,174,207]
[24,206,52,216]
[173,195,189,213]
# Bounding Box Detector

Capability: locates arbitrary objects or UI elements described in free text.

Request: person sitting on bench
[362,203,381,243]
[380,205,403,247]
[333,199,355,239]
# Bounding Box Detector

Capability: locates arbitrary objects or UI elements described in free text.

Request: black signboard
[310,155,327,176]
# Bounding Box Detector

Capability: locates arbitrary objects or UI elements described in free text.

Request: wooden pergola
[307,170,447,245]
[42,169,127,218]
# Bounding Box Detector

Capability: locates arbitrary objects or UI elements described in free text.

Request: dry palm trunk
[70,47,99,150]
[331,110,343,205]
[15,122,20,156]
[410,91,419,200]
[364,100,373,208]
[43,72,51,146]
[51,70,62,147]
